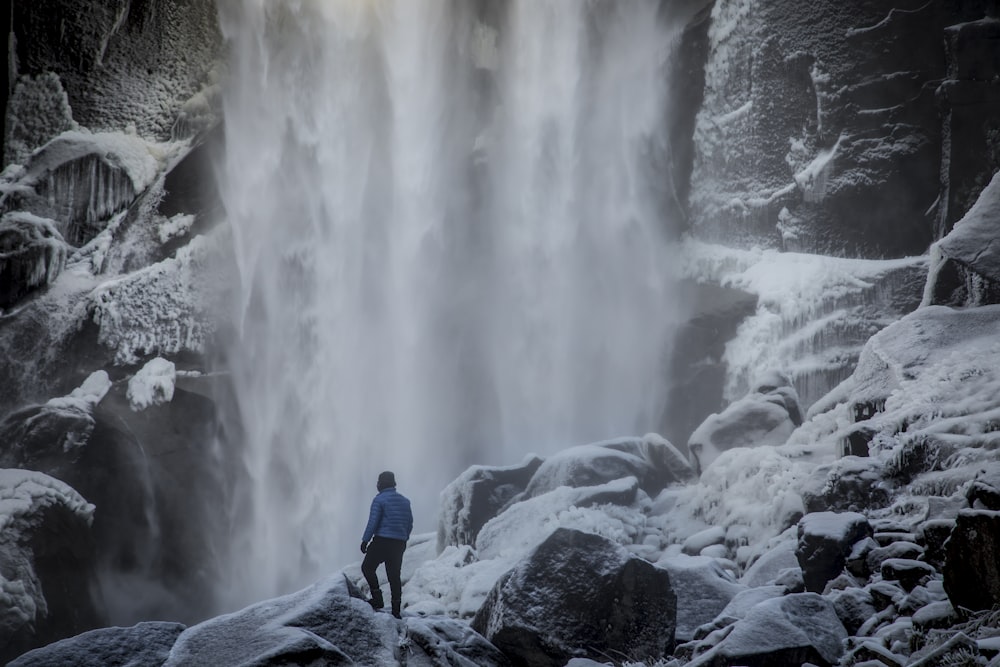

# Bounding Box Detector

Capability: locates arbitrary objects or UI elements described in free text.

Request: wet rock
[0,212,67,309]
[0,470,102,664]
[9,621,185,667]
[472,528,676,667]
[436,455,543,552]
[920,519,956,568]
[943,509,1000,611]
[796,511,873,593]
[686,593,847,667]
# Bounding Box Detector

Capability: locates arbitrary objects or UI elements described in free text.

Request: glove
[360,541,368,554]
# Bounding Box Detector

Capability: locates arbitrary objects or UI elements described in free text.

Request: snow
[45,370,112,413]
[158,214,196,244]
[799,511,867,541]
[0,212,68,295]
[127,358,177,411]
[23,130,164,195]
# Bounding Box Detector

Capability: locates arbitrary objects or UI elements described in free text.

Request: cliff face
[689,0,999,258]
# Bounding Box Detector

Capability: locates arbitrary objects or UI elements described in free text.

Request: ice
[127,358,176,411]
[0,212,68,301]
[45,371,112,414]
[679,239,927,407]
[157,214,195,244]
[3,73,77,165]
[24,130,162,195]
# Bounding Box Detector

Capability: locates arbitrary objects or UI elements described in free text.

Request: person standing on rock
[360,470,413,619]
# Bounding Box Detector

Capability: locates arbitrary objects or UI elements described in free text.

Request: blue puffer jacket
[362,488,413,543]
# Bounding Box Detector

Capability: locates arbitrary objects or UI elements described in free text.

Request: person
[360,470,413,619]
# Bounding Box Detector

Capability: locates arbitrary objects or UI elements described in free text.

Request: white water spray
[216,0,684,608]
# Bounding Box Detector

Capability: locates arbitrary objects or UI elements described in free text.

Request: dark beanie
[377,471,396,490]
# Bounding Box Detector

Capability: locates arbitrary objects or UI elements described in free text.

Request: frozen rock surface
[9,621,185,667]
[472,527,676,667]
[0,212,67,309]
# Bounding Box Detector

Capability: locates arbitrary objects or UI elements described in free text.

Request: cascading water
[216,0,687,609]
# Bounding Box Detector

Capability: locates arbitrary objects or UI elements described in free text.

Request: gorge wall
[2,0,1000,662]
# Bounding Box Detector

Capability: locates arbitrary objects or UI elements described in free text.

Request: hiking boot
[368,596,384,611]
[391,600,401,619]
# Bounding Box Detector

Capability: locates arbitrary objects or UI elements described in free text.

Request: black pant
[362,536,406,613]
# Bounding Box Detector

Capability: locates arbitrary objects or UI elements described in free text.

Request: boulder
[796,511,873,593]
[943,509,1000,611]
[522,434,693,500]
[655,554,745,643]
[161,574,507,667]
[0,212,67,309]
[827,587,877,636]
[687,593,847,667]
[0,469,101,664]
[740,540,799,587]
[801,457,890,514]
[880,558,935,592]
[687,373,802,474]
[472,528,676,667]
[9,621,185,667]
[437,455,543,552]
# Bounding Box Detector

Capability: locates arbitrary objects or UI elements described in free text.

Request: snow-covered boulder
[127,357,176,411]
[655,555,745,643]
[522,434,694,501]
[925,170,1000,307]
[0,212,67,309]
[687,372,802,474]
[796,511,872,593]
[943,509,1000,612]
[9,621,185,667]
[686,593,847,667]
[437,455,543,552]
[472,528,676,667]
[0,469,100,664]
[162,574,506,666]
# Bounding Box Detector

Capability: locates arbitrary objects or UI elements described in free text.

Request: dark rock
[796,511,873,593]
[872,531,920,547]
[920,519,956,568]
[472,528,676,667]
[943,509,1000,611]
[828,587,877,636]
[9,621,185,667]
[686,593,847,667]
[897,585,939,616]
[867,580,906,612]
[968,479,1000,510]
[656,555,744,643]
[866,541,925,574]
[0,212,67,309]
[522,434,693,501]
[801,457,890,514]
[437,455,544,552]
[0,470,103,664]
[846,536,879,578]
[166,574,508,666]
[8,0,221,146]
[841,426,875,457]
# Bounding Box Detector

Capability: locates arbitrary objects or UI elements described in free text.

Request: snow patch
[127,358,177,411]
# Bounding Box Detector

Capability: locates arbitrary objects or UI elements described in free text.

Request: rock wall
[689,0,996,258]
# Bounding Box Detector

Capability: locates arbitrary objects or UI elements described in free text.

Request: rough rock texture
[691,0,993,258]
[167,575,507,667]
[9,621,186,667]
[472,528,676,667]
[943,509,1000,611]
[0,213,68,309]
[0,470,101,664]
[655,555,745,643]
[926,170,1000,307]
[687,371,802,473]
[5,0,222,160]
[522,435,694,500]
[796,511,873,593]
[437,456,543,552]
[687,593,848,667]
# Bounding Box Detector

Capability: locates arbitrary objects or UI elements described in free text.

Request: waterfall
[215,0,684,608]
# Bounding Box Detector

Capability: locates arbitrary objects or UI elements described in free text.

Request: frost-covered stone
[796,511,872,593]
[656,554,744,642]
[3,72,77,165]
[687,593,847,667]
[741,539,799,587]
[687,374,802,473]
[0,212,67,309]
[0,469,99,664]
[472,528,676,667]
[9,621,185,667]
[522,434,693,500]
[881,558,935,592]
[828,587,877,636]
[163,574,506,667]
[127,357,176,411]
[437,455,543,552]
[926,171,1000,307]
[943,509,1000,611]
